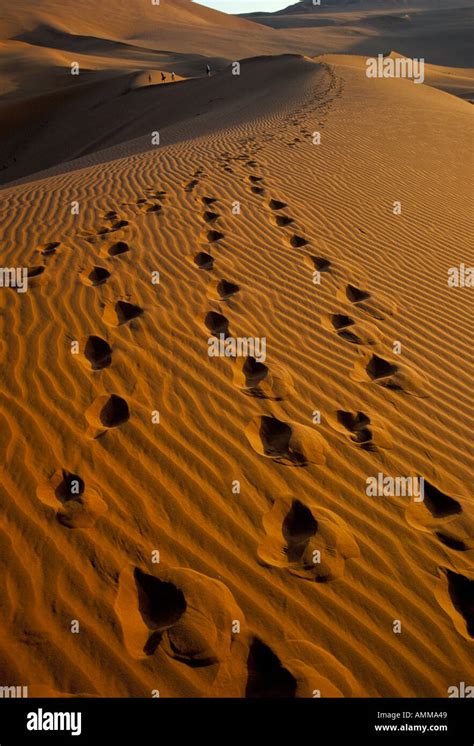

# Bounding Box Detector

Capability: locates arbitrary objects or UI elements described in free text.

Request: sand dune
[0,1,472,700]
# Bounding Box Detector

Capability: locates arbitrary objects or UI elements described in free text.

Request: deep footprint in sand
[27,266,46,278]
[36,469,107,528]
[103,300,143,326]
[246,638,361,698]
[351,352,429,397]
[192,251,214,270]
[39,241,61,256]
[116,565,243,662]
[435,567,474,640]
[257,497,359,581]
[329,409,393,451]
[204,310,230,336]
[321,313,381,345]
[233,356,294,400]
[245,415,327,466]
[289,234,309,249]
[201,228,225,244]
[202,211,220,224]
[78,335,112,370]
[246,638,297,698]
[80,266,111,286]
[304,255,332,273]
[250,186,265,196]
[85,394,130,438]
[202,196,218,206]
[268,199,288,211]
[272,215,294,228]
[337,283,396,320]
[406,479,473,551]
[106,241,130,257]
[206,278,240,300]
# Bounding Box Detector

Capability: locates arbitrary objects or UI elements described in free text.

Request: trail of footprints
[190,152,473,651]
[35,183,169,528]
[28,121,472,694]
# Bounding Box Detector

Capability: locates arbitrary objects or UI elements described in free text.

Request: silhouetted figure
[206,64,211,77]
[161,72,166,82]
[148,74,152,84]
[171,72,175,81]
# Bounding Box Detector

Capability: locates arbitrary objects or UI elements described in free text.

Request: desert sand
[0,0,472,698]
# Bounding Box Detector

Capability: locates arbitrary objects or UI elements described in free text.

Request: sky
[196,1,298,13]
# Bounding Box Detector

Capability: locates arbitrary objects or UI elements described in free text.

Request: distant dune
[0,0,472,700]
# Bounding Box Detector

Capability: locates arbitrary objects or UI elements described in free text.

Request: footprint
[289,234,308,249]
[233,357,294,400]
[248,639,361,698]
[103,210,119,220]
[245,638,297,698]
[27,266,46,278]
[80,266,111,286]
[245,415,327,466]
[304,255,331,273]
[116,566,243,662]
[329,409,392,450]
[36,469,107,528]
[106,241,129,257]
[39,241,60,256]
[206,279,240,300]
[248,175,263,184]
[268,199,287,211]
[203,211,220,224]
[406,479,473,550]
[192,251,214,270]
[435,567,474,640]
[201,229,225,243]
[321,313,381,345]
[79,335,112,370]
[202,197,218,206]
[109,220,129,232]
[204,311,230,336]
[250,186,265,196]
[184,179,199,192]
[337,283,395,320]
[103,300,143,326]
[85,394,130,438]
[272,215,294,228]
[351,353,429,397]
[143,204,162,214]
[257,497,359,581]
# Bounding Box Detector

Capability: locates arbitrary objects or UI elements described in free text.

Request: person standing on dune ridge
[206,64,211,77]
